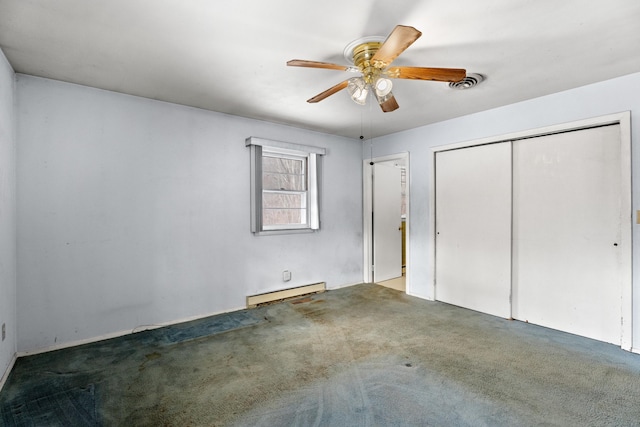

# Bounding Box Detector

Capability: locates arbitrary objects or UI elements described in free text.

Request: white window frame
[262,150,309,231]
[246,137,325,235]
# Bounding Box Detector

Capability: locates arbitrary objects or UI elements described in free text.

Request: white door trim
[363,152,410,293]
[429,111,632,350]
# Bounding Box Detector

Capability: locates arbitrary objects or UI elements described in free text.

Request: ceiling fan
[287,25,466,112]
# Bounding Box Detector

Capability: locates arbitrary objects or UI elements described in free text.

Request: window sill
[253,228,318,236]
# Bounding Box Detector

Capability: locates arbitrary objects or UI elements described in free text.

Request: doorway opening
[363,153,409,293]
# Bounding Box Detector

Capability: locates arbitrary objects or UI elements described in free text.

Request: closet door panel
[512,125,622,344]
[435,142,512,318]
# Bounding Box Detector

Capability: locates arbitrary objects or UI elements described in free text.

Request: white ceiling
[1,0,639,138]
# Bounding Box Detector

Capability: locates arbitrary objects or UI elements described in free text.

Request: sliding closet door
[435,142,512,318]
[512,125,622,344]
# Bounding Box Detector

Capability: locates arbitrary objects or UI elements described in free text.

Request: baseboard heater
[246,282,326,308]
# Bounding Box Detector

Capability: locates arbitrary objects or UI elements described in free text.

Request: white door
[435,142,512,318]
[512,125,622,344]
[373,163,402,282]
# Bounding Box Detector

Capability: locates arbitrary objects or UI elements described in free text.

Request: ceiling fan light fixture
[347,77,369,105]
[373,89,392,104]
[374,77,393,97]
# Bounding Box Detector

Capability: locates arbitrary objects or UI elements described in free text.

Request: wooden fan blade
[307,80,349,103]
[379,94,399,112]
[287,59,350,71]
[371,25,422,67]
[386,66,466,82]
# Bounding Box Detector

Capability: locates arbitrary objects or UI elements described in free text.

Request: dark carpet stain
[159,310,265,345]
[1,384,100,427]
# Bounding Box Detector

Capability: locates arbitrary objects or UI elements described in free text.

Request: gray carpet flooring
[1,283,639,426]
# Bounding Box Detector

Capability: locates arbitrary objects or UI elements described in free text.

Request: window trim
[246,137,325,235]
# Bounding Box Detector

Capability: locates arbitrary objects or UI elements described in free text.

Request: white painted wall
[0,48,17,382]
[14,68,640,355]
[16,76,363,353]
[365,71,640,350]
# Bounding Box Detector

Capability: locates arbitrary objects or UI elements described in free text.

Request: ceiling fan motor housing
[352,41,384,84]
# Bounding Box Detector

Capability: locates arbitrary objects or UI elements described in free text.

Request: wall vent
[247,282,326,308]
[449,73,484,90]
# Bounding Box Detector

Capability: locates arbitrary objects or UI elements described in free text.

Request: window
[246,137,325,235]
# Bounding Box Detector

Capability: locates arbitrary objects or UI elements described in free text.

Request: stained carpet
[1,384,99,426]
[1,284,639,426]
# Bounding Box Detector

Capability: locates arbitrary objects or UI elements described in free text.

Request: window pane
[263,172,305,191]
[263,192,306,226]
[262,156,306,191]
[263,192,304,209]
[263,156,304,174]
[263,209,305,225]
